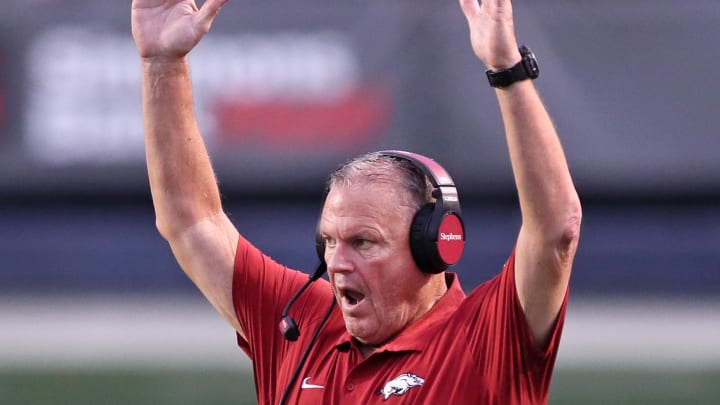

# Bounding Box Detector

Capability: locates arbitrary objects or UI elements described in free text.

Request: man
[131,0,582,403]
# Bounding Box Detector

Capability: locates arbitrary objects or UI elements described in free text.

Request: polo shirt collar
[334,273,465,354]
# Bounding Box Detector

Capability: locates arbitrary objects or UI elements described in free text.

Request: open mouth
[340,288,365,307]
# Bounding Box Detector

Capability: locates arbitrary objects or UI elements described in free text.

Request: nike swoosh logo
[301,377,324,389]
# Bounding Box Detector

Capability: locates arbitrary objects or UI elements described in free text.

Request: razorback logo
[378,373,425,400]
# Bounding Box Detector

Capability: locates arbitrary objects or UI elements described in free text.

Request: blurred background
[1,1,718,404]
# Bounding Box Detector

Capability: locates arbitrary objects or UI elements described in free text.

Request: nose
[325,242,353,274]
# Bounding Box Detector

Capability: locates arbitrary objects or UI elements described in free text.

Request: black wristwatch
[485,45,539,88]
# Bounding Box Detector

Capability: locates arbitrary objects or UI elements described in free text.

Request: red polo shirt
[233,235,567,404]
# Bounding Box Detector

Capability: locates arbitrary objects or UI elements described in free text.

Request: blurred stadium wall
[1,1,719,403]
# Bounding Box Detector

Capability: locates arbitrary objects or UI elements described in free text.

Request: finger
[477,0,509,11]
[458,0,481,17]
[197,0,230,27]
[480,0,514,17]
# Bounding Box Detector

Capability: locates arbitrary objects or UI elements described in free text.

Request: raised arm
[459,0,582,347]
[131,0,244,337]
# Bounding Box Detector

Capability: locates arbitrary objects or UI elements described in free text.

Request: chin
[344,320,379,345]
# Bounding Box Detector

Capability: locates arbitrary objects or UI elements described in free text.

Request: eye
[323,236,337,249]
[353,238,371,249]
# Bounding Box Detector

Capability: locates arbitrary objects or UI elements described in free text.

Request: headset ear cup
[409,203,443,274]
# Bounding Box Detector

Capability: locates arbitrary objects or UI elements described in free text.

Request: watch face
[520,46,539,78]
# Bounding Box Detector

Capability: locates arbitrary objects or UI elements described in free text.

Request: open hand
[458,0,520,71]
[131,0,229,59]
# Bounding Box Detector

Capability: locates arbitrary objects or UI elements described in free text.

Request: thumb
[197,0,230,29]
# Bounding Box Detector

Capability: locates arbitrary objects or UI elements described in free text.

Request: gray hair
[326,151,434,209]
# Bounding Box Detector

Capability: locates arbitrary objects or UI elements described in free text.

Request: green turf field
[1,368,719,404]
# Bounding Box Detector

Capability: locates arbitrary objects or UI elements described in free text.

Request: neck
[358,342,377,359]
[357,274,449,359]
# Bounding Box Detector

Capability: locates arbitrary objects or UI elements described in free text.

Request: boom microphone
[278,262,327,341]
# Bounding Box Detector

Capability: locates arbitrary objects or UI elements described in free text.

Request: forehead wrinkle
[319,184,412,240]
[320,194,384,238]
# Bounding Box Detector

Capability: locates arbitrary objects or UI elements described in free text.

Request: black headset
[316,150,466,274]
[281,150,466,335]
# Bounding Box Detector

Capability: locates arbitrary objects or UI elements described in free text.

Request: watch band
[486,45,539,88]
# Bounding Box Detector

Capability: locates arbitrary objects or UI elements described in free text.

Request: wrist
[485,49,523,73]
[485,46,539,88]
[141,56,190,75]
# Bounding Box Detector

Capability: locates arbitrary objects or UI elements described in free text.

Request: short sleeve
[460,249,569,403]
[232,234,308,358]
[231,235,335,403]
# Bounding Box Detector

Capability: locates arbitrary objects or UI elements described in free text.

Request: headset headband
[378,150,462,215]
